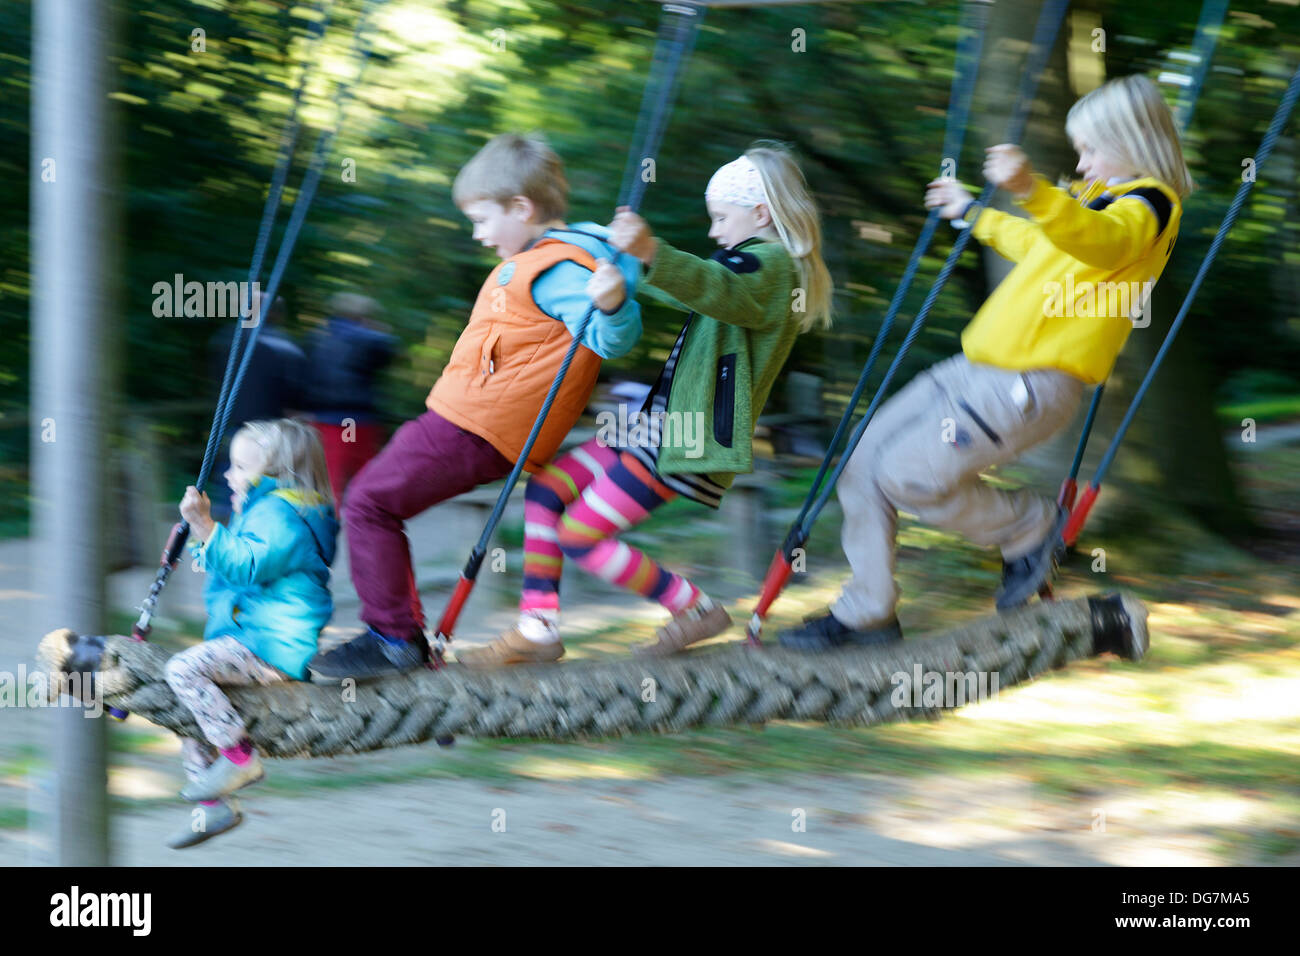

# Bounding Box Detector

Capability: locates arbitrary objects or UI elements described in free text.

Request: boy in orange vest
[309,133,641,680]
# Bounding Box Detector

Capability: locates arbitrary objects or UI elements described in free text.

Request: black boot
[995,507,1069,611]
[309,627,430,682]
[778,611,902,652]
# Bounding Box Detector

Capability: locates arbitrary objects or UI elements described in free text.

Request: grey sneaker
[166,799,243,849]
[179,751,265,803]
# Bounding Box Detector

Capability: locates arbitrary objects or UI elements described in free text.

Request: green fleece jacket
[642,235,802,487]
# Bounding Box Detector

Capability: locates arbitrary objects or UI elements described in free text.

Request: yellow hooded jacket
[961,174,1182,384]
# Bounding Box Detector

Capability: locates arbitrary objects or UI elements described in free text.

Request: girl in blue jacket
[165,418,338,849]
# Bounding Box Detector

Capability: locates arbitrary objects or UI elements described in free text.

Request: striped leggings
[521,436,701,615]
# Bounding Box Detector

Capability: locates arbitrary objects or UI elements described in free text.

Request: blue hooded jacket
[198,476,339,679]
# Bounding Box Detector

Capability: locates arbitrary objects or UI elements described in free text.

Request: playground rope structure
[39,593,1146,757]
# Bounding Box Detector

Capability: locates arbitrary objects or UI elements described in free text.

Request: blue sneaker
[996,507,1069,611]
[778,611,902,652]
[308,627,430,683]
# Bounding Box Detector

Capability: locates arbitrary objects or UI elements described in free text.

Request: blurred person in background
[207,292,307,522]
[303,292,397,507]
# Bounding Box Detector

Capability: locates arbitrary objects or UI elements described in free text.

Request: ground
[1,430,1296,866]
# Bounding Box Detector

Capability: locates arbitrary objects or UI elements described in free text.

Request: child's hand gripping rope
[924,178,975,219]
[982,144,1035,198]
[179,486,215,543]
[926,144,1037,219]
[609,207,659,265]
[586,258,628,313]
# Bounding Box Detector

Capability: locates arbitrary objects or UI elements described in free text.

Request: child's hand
[180,486,215,542]
[983,144,1035,199]
[925,178,976,220]
[609,207,658,266]
[587,258,627,313]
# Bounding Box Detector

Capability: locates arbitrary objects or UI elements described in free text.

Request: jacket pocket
[476,329,500,389]
[713,353,737,448]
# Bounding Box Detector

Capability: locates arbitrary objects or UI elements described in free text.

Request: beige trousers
[830,354,1085,628]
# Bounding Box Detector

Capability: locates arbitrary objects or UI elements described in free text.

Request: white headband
[705,155,769,208]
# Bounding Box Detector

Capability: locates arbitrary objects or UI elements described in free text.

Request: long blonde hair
[1066,75,1194,198]
[745,141,834,331]
[235,418,334,505]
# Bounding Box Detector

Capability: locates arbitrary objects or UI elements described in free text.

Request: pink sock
[200,800,220,807]
[220,739,253,765]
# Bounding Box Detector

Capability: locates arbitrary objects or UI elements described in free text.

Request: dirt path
[3,761,1226,866]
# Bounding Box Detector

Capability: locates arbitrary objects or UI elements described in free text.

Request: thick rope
[38,593,1145,757]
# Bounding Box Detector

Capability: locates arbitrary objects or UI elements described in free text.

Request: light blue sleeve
[201,504,302,587]
[532,255,643,360]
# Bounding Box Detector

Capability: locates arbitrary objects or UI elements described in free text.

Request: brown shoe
[632,600,733,657]
[456,626,564,669]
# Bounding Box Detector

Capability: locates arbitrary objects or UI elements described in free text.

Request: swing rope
[203,0,381,493]
[789,0,990,546]
[618,4,705,212]
[1174,0,1230,133]
[1056,0,1230,512]
[130,1,380,646]
[747,0,1071,644]
[432,2,705,654]
[1063,60,1300,546]
[197,1,332,496]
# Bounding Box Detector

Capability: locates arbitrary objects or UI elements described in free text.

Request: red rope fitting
[1064,484,1099,546]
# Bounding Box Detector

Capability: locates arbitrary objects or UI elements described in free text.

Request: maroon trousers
[344,409,511,636]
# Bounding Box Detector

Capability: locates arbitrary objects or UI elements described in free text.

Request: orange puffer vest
[427,237,601,473]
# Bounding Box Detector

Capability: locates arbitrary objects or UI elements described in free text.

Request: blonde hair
[744,141,834,331]
[452,132,568,221]
[1066,74,1194,198]
[234,418,334,505]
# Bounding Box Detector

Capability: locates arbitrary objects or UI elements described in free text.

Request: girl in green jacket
[459,142,832,667]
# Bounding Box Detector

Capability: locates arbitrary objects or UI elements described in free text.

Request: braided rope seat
[35,592,1146,758]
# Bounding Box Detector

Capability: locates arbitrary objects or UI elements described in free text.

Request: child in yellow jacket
[782,74,1193,650]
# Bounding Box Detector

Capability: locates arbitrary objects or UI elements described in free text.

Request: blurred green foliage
[2,1,1298,535]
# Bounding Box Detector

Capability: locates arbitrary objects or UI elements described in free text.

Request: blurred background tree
[3,0,1297,553]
